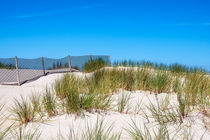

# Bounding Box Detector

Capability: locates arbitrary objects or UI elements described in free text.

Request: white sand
[0,72,209,140]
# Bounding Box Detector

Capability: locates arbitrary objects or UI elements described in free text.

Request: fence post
[108,56,111,66]
[68,55,72,72]
[41,56,45,76]
[89,53,92,61]
[15,56,21,86]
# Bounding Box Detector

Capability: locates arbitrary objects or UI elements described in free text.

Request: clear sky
[0,0,210,69]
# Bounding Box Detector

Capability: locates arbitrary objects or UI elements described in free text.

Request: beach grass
[11,96,41,125]
[1,59,210,139]
[10,126,41,140]
[82,58,107,73]
[117,93,131,113]
[0,104,13,140]
[42,89,58,117]
[83,117,120,140]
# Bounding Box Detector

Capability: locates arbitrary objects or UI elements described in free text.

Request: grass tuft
[11,96,41,125]
[117,93,131,113]
[83,117,121,140]
[82,58,107,73]
[10,126,41,140]
[42,89,58,117]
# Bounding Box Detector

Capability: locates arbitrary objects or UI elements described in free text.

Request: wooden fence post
[89,53,92,61]
[41,56,45,76]
[15,56,21,86]
[68,55,72,72]
[108,56,111,66]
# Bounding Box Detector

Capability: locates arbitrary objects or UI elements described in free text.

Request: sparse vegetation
[42,89,58,117]
[126,118,195,140]
[83,117,121,140]
[10,126,41,140]
[0,104,13,140]
[117,93,131,113]
[11,96,42,125]
[113,60,208,74]
[56,117,121,140]
[1,59,210,139]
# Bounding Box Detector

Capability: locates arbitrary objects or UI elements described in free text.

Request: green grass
[117,93,131,113]
[10,126,41,140]
[82,58,107,73]
[56,117,121,140]
[83,117,121,140]
[88,68,172,95]
[2,59,210,139]
[55,74,86,99]
[144,97,184,125]
[42,89,58,117]
[30,94,43,117]
[62,92,111,114]
[11,96,40,125]
[56,65,210,108]
[0,103,13,140]
[54,74,111,114]
[63,89,82,114]
[113,60,208,74]
[184,72,210,106]
[126,119,189,140]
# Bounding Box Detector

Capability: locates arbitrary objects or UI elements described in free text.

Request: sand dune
[0,72,209,139]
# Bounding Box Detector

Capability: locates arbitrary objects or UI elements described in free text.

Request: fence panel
[17,57,43,84]
[0,55,110,85]
[0,58,16,84]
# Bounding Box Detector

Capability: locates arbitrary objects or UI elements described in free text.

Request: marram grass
[82,58,107,73]
[1,59,209,139]
[42,89,58,117]
[11,96,41,125]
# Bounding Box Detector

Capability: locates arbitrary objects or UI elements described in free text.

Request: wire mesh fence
[0,55,110,85]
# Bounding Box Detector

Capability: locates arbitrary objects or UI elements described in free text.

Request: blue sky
[0,0,210,69]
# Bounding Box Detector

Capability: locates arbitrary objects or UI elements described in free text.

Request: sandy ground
[0,72,209,140]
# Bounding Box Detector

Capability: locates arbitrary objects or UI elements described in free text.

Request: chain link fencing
[0,55,110,85]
